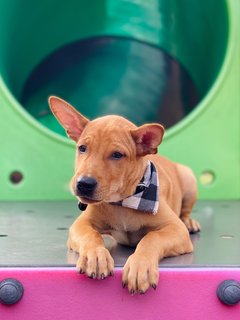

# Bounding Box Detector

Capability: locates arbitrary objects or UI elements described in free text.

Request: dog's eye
[111,152,124,159]
[78,145,87,153]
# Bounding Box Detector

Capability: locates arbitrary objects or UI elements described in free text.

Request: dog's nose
[76,177,97,196]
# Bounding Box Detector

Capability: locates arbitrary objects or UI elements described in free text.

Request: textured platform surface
[0,201,239,267]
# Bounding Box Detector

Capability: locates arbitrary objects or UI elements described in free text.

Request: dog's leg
[180,193,201,233]
[176,164,201,233]
[122,204,193,294]
[68,212,114,279]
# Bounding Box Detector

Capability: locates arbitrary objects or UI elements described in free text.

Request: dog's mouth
[78,196,102,205]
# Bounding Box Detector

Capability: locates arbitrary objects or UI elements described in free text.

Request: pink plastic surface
[0,268,239,320]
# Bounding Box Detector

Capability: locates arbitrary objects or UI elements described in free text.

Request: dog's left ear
[130,124,165,156]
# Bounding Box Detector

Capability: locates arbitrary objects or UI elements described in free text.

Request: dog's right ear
[48,96,89,142]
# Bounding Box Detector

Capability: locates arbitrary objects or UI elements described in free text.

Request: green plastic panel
[0,0,239,200]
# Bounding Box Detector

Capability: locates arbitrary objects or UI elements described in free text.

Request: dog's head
[49,96,164,204]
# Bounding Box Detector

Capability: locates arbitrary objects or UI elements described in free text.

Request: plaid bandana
[111,161,159,214]
[78,161,159,214]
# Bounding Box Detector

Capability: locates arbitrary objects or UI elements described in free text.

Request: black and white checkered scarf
[111,161,159,214]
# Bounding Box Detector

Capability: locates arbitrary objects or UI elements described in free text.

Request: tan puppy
[49,96,200,294]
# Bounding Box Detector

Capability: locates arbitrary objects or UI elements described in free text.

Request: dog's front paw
[181,217,201,234]
[122,253,159,294]
[76,246,114,280]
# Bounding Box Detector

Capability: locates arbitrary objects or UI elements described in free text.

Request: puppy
[49,96,200,294]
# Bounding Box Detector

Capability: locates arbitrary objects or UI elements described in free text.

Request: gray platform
[0,201,239,267]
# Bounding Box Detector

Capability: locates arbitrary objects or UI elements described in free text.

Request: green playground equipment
[0,0,239,201]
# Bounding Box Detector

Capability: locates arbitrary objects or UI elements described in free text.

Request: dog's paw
[122,253,159,294]
[76,246,114,279]
[181,218,201,234]
[67,235,78,252]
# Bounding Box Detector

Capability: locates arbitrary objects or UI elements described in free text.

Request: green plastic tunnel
[0,0,228,136]
[1,0,239,201]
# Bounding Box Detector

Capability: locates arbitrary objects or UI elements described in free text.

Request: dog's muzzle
[76,176,97,197]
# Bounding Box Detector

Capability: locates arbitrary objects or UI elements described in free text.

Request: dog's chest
[107,208,148,246]
[110,229,146,247]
